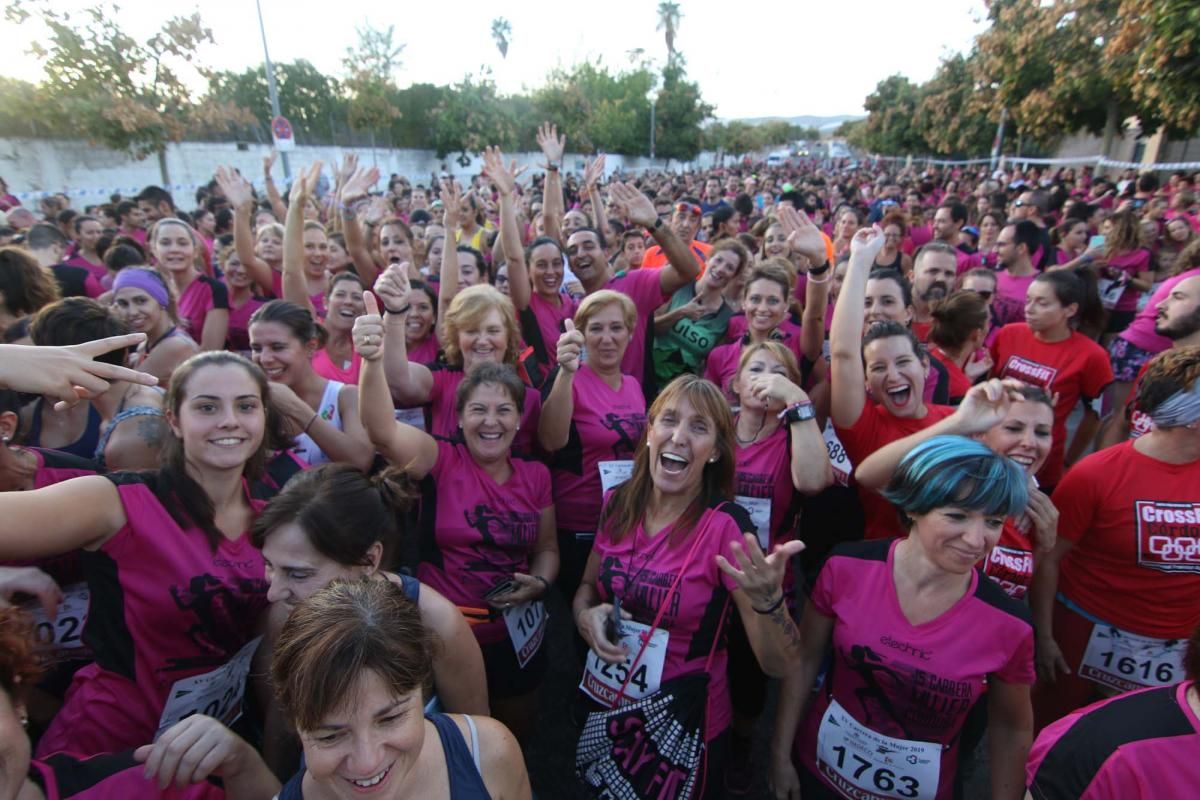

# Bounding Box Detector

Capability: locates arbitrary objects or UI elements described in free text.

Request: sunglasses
[1012,200,1029,208]
[966,288,994,299]
[676,202,702,216]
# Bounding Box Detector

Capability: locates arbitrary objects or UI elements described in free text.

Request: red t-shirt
[982,519,1034,601]
[929,346,972,402]
[834,401,955,539]
[989,324,1113,487]
[1123,359,1155,440]
[1053,440,1200,639]
[911,319,932,343]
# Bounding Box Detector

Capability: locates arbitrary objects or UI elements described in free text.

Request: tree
[972,0,1149,155]
[533,60,655,154]
[206,61,344,143]
[491,18,511,58]
[343,23,405,144]
[858,75,926,155]
[4,1,247,175]
[916,53,996,157]
[656,2,681,63]
[1109,0,1200,136]
[433,73,518,159]
[653,59,713,162]
[836,119,869,151]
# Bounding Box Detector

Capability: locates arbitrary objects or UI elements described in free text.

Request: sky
[0,0,990,119]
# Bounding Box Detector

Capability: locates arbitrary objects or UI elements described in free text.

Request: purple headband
[112,269,170,307]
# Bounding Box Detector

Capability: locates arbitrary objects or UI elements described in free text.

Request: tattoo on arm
[136,414,167,447]
[767,603,804,654]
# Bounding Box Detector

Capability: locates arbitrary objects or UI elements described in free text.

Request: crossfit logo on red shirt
[983,546,1033,600]
[1137,501,1200,574]
[1000,356,1057,390]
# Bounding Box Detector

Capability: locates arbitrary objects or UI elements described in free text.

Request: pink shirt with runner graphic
[415,440,552,645]
[36,473,268,758]
[590,500,748,741]
[794,538,1035,800]
[1027,681,1200,799]
[606,269,669,390]
[546,365,646,531]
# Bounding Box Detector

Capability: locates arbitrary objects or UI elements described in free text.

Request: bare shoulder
[445,714,530,800]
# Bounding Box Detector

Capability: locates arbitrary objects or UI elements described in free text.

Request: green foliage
[433,74,519,159]
[532,60,655,154]
[343,24,404,136]
[206,61,344,142]
[653,59,713,162]
[4,0,250,158]
[491,18,511,59]
[915,53,995,157]
[859,75,926,155]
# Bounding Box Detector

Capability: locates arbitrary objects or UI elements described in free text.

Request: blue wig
[881,435,1027,521]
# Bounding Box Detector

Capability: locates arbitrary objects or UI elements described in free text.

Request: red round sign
[272,116,294,141]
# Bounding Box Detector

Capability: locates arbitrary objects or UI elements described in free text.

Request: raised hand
[952,378,1027,435]
[583,153,607,189]
[353,291,386,362]
[374,263,412,310]
[848,224,886,263]
[964,349,993,381]
[262,149,278,177]
[214,166,255,210]
[335,153,359,189]
[716,534,806,611]
[536,122,565,163]
[482,146,519,197]
[288,161,324,205]
[777,204,827,265]
[340,164,381,207]
[441,178,463,229]
[748,373,808,410]
[1023,483,1059,554]
[0,336,156,410]
[607,182,657,229]
[555,319,585,373]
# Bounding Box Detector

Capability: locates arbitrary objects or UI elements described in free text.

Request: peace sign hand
[716,534,805,611]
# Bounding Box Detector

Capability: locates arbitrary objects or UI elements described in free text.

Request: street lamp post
[647,87,660,162]
[255,0,290,179]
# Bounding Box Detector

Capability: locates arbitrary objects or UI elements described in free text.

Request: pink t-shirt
[724,314,803,344]
[734,424,796,546]
[408,334,441,366]
[1027,681,1200,799]
[794,539,1035,800]
[176,275,229,342]
[312,347,362,385]
[36,473,268,758]
[589,500,748,741]
[64,255,107,283]
[415,440,552,645]
[606,270,669,391]
[546,365,646,531]
[1107,249,1152,312]
[428,366,541,455]
[28,754,226,800]
[992,270,1038,328]
[703,334,807,406]
[224,294,266,355]
[520,292,577,369]
[1120,267,1200,353]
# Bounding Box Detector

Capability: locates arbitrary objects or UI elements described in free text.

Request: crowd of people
[0,130,1198,800]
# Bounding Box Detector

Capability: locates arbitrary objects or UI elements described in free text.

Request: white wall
[0,138,724,205]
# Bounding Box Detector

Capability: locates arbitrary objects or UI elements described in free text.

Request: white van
[766,150,790,166]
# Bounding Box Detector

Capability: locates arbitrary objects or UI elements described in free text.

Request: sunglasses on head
[676,202,702,216]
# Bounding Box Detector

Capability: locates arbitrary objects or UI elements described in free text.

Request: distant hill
[732,115,864,133]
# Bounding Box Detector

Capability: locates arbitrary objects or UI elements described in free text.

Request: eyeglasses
[676,202,702,217]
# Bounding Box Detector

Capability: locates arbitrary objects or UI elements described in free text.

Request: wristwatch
[546,161,560,172]
[779,401,816,425]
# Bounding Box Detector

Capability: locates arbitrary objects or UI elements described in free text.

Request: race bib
[25,582,89,658]
[394,406,425,429]
[157,636,262,736]
[598,460,634,494]
[579,621,669,708]
[503,600,548,668]
[734,494,772,549]
[816,699,941,800]
[823,421,853,487]
[1079,625,1186,693]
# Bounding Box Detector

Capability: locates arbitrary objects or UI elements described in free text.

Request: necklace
[734,412,767,445]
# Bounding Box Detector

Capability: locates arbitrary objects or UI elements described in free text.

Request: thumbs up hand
[353,291,386,361]
[556,319,585,374]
